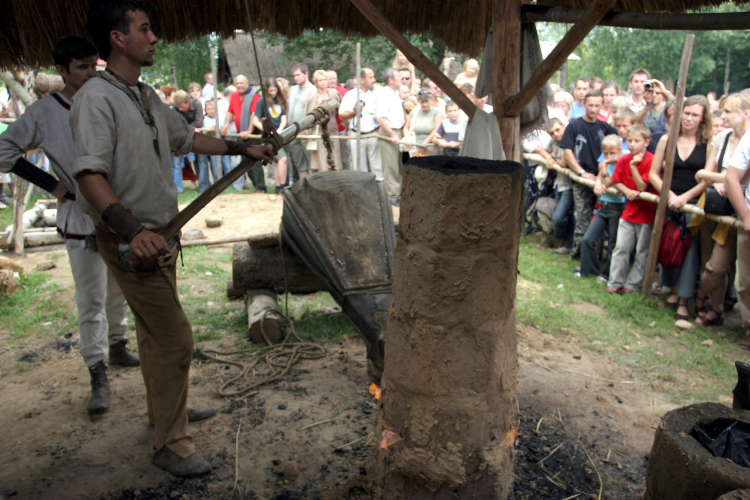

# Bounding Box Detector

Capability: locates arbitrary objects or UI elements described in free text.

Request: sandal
[664,294,679,310]
[695,295,708,318]
[696,309,724,326]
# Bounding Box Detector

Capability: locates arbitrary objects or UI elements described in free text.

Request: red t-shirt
[227,90,261,132]
[611,150,656,225]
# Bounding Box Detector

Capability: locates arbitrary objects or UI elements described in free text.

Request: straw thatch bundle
[0,0,742,69]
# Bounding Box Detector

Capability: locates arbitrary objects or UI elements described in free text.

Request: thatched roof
[0,0,743,69]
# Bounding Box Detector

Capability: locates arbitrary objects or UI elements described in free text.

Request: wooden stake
[13,175,27,256]
[641,34,695,298]
[356,42,362,171]
[348,0,477,120]
[505,0,618,117]
[493,0,522,160]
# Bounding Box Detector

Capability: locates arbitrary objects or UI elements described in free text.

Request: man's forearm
[564,149,584,174]
[77,171,120,215]
[376,117,395,138]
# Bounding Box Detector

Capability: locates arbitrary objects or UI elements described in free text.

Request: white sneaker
[0,201,6,209]
[597,276,607,283]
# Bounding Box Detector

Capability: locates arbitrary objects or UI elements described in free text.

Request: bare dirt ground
[0,192,675,499]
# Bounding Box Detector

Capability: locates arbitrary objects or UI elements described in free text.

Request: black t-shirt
[559,117,616,174]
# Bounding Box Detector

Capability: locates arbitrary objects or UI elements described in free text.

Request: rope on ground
[203,309,328,397]
[524,152,742,229]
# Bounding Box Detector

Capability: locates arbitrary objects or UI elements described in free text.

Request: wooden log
[378,157,523,499]
[227,276,243,298]
[642,34,695,299]
[505,0,618,117]
[348,0,477,120]
[522,4,750,31]
[245,289,283,344]
[232,242,325,294]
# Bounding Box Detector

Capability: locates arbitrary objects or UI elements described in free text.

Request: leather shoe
[109,340,140,367]
[187,405,216,422]
[87,360,110,415]
[152,447,211,477]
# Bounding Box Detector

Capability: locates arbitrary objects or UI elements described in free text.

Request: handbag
[704,186,734,216]
[659,213,692,270]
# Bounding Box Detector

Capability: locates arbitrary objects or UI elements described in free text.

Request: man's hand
[643,89,653,105]
[245,144,275,164]
[129,230,170,260]
[220,123,230,136]
[239,130,252,140]
[390,134,401,145]
[51,181,69,202]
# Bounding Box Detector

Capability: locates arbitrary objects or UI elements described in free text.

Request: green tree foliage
[257,29,445,81]
[569,3,750,96]
[141,35,224,90]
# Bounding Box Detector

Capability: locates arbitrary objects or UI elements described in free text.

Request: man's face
[177,101,190,113]
[548,123,566,142]
[446,104,460,122]
[400,70,411,86]
[584,96,603,120]
[574,80,590,103]
[188,87,201,100]
[361,69,375,90]
[120,9,158,67]
[630,72,648,97]
[234,76,248,94]
[327,71,337,89]
[614,119,632,139]
[293,69,308,86]
[602,87,618,108]
[57,55,98,92]
[389,73,402,89]
[398,85,410,100]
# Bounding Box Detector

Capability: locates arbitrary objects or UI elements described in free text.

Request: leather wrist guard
[10,158,75,200]
[101,202,145,243]
[224,140,248,156]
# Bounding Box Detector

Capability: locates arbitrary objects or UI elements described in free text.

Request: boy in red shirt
[606,124,656,294]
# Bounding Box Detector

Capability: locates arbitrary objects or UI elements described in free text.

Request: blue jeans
[171,154,184,193]
[553,189,574,248]
[197,155,220,192]
[580,201,624,278]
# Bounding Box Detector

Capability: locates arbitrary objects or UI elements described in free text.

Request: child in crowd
[540,118,575,253]
[433,101,466,156]
[195,100,220,192]
[613,108,636,152]
[606,124,656,294]
[579,134,626,279]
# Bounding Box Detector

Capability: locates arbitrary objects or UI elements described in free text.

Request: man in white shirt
[0,36,139,417]
[286,63,317,180]
[340,68,381,176]
[627,68,650,114]
[201,72,215,102]
[376,68,405,204]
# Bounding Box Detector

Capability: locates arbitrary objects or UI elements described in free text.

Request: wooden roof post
[493,0,522,162]
[641,34,695,299]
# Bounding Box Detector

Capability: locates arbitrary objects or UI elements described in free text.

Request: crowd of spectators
[524,66,750,349]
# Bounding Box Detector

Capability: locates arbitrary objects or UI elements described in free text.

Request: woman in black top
[649,95,713,321]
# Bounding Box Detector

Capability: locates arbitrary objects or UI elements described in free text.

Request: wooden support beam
[348,0,477,120]
[642,34,695,299]
[493,0,522,161]
[505,0,618,117]
[523,4,750,31]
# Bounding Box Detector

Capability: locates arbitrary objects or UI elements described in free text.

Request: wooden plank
[493,0,522,161]
[641,34,695,299]
[505,0,618,117]
[522,4,750,31]
[348,0,477,120]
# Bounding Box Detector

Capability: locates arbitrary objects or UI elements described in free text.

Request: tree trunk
[377,157,523,499]
[232,242,325,294]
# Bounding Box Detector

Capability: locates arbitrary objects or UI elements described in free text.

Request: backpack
[526,196,557,236]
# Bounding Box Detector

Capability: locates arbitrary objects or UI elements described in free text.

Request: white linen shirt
[70,73,194,230]
[340,88,379,133]
[375,85,405,130]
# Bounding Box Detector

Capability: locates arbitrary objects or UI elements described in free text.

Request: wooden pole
[493,0,522,161]
[724,48,731,96]
[641,34,695,299]
[13,175,27,256]
[348,0,477,120]
[522,4,750,31]
[505,0,618,117]
[356,42,362,171]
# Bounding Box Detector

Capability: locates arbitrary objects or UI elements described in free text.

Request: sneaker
[597,276,607,284]
[553,247,571,255]
[0,194,11,205]
[574,272,582,278]
[605,286,623,294]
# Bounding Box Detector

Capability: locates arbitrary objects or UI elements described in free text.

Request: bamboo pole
[642,34,695,299]
[356,42,362,172]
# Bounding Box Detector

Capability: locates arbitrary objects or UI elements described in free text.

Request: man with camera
[635,78,674,152]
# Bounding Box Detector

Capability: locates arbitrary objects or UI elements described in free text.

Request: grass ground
[516,237,738,404]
